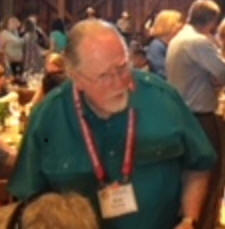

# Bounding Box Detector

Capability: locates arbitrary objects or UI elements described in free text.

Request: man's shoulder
[42,79,71,105]
[171,25,210,48]
[133,70,178,98]
[31,80,72,123]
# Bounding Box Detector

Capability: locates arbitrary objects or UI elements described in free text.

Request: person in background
[146,10,184,80]
[8,19,216,229]
[23,19,44,75]
[50,18,68,53]
[129,34,149,71]
[28,53,66,107]
[130,46,150,71]
[0,17,24,78]
[166,1,225,228]
[116,11,134,44]
[86,7,97,19]
[0,192,99,229]
[45,52,65,74]
[28,14,49,50]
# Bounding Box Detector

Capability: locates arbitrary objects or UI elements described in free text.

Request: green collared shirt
[8,70,216,229]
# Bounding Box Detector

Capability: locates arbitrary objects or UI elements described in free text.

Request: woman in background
[23,19,44,75]
[0,17,24,78]
[146,10,184,79]
[50,19,68,53]
[28,53,66,109]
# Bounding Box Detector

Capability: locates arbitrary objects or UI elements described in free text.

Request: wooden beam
[58,0,65,19]
[41,0,73,21]
[1,0,14,18]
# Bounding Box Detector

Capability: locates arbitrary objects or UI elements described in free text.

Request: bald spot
[68,20,128,75]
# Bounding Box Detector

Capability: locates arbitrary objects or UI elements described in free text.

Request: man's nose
[111,72,131,89]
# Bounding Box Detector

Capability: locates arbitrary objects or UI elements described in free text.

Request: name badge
[97,182,138,219]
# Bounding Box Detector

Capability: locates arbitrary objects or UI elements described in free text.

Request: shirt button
[156,151,162,156]
[63,163,69,169]
[106,123,111,128]
[145,75,149,81]
[109,151,115,157]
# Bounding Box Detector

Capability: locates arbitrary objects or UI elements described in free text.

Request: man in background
[167,1,225,228]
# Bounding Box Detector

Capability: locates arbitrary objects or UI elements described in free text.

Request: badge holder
[74,89,138,219]
[98,181,138,219]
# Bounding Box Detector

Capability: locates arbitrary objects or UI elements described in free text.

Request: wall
[1,0,225,32]
[69,0,195,32]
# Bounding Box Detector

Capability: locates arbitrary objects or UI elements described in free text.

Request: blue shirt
[167,25,225,112]
[146,38,167,79]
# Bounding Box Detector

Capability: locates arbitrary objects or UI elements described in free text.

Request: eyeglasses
[78,63,132,86]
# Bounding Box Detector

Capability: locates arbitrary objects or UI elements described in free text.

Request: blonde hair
[150,10,184,37]
[46,53,65,73]
[22,193,99,229]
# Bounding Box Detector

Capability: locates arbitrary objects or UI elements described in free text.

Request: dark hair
[188,0,220,27]
[24,19,35,33]
[42,72,66,94]
[51,18,65,33]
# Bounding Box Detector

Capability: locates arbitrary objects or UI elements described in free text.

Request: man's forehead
[81,29,122,49]
[76,33,128,76]
[79,31,126,61]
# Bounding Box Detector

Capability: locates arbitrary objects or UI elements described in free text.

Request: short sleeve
[8,106,49,200]
[172,90,217,170]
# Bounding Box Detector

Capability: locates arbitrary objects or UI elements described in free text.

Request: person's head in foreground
[65,19,134,119]
[6,192,99,229]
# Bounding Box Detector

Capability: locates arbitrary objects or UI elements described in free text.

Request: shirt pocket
[40,147,96,193]
[136,137,184,165]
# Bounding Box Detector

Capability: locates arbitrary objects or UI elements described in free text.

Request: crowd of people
[0,0,225,229]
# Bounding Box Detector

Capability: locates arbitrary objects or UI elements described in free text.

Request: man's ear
[74,76,85,91]
[66,65,84,91]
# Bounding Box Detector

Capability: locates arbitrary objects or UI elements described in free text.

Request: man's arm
[175,171,211,229]
[190,37,225,84]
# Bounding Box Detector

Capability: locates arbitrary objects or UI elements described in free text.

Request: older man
[8,19,216,229]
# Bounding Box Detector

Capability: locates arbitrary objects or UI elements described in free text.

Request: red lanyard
[74,88,137,185]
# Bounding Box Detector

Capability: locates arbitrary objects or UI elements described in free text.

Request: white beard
[106,91,129,114]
